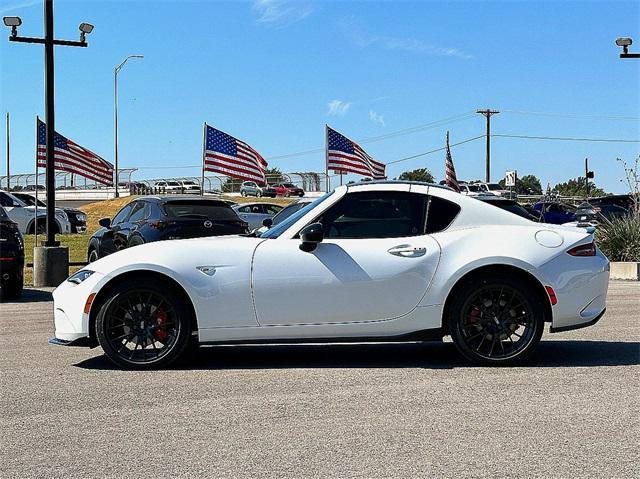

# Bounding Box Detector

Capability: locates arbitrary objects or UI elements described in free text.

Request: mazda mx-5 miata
[50,181,610,369]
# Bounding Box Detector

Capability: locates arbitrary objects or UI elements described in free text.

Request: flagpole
[35,116,39,247]
[201,122,206,196]
[325,124,329,192]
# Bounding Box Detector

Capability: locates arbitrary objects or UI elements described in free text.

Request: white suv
[476,182,517,200]
[0,190,71,234]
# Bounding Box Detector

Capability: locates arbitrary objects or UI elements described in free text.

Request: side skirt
[200,328,445,346]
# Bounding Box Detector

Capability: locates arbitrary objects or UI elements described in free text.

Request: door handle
[387,245,426,257]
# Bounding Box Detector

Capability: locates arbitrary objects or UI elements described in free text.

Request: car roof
[345,180,452,191]
[135,195,230,203]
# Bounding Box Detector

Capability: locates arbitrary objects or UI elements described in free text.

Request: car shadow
[0,288,53,303]
[74,340,639,371]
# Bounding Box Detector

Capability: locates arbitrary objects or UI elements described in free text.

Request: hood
[88,235,265,276]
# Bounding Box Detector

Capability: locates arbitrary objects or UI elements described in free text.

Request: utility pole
[5,112,9,191]
[476,109,499,182]
[4,1,93,286]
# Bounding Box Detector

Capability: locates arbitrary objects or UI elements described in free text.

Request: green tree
[553,177,607,197]
[397,168,435,183]
[498,174,543,195]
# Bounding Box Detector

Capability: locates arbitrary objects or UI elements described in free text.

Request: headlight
[67,270,95,284]
[76,213,87,222]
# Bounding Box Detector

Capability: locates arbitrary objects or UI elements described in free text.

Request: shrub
[595,215,640,262]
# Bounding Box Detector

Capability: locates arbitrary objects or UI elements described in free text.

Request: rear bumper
[549,308,606,333]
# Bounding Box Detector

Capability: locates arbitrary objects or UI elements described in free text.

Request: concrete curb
[610,262,640,281]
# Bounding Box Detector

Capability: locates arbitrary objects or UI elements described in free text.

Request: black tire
[95,279,193,370]
[448,274,544,366]
[128,236,145,247]
[240,190,247,197]
[1,272,24,300]
[29,219,59,235]
[88,248,99,263]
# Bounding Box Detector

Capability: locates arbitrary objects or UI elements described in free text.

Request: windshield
[271,201,311,226]
[164,200,239,220]
[283,183,296,188]
[487,183,503,191]
[466,184,481,192]
[183,181,197,185]
[167,182,180,186]
[260,192,333,238]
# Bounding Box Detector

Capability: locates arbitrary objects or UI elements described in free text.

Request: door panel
[252,236,440,326]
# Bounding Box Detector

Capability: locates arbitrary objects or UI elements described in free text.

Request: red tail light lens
[567,241,596,257]
[545,286,558,305]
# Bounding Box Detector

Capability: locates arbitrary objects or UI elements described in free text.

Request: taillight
[567,241,596,257]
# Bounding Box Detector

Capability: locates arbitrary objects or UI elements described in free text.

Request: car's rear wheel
[448,274,544,366]
[256,190,262,197]
[95,280,193,369]
[240,190,247,197]
[1,271,23,300]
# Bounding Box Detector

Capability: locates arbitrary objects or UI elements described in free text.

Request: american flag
[203,125,267,184]
[327,126,386,179]
[444,131,460,192]
[37,119,113,185]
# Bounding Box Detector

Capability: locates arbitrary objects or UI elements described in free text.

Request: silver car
[232,202,283,230]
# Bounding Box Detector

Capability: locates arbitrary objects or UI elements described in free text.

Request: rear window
[425,196,460,233]
[164,201,239,220]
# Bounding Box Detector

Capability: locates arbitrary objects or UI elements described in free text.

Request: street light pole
[114,55,143,198]
[4,0,93,285]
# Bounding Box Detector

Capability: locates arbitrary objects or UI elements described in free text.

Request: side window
[0,193,12,207]
[112,204,134,226]
[238,205,251,213]
[128,202,148,222]
[316,191,427,239]
[425,196,461,233]
[265,204,282,214]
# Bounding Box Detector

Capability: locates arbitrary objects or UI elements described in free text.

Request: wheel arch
[441,264,553,335]
[27,216,61,234]
[87,270,198,347]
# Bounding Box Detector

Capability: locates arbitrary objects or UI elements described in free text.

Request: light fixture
[615,37,632,54]
[79,22,94,42]
[3,16,22,37]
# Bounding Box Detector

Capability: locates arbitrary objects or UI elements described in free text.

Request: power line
[493,133,640,143]
[265,111,476,161]
[501,110,640,121]
[386,135,485,165]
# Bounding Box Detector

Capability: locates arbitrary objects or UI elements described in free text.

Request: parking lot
[0,281,638,478]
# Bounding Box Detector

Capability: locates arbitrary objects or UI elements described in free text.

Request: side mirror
[98,217,111,228]
[262,217,273,228]
[299,222,323,252]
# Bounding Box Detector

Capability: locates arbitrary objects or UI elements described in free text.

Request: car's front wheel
[448,274,544,366]
[95,279,193,369]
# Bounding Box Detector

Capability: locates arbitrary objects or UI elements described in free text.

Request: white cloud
[252,0,313,27]
[327,100,352,116]
[369,110,385,126]
[339,17,472,60]
[0,0,41,14]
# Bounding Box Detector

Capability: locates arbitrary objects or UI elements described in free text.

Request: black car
[13,193,87,233]
[589,194,634,212]
[0,206,24,300]
[476,196,539,221]
[572,201,629,226]
[88,196,249,262]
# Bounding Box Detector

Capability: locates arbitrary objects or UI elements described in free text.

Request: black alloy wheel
[449,274,544,366]
[95,280,192,369]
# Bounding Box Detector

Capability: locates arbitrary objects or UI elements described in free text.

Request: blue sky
[1,0,639,193]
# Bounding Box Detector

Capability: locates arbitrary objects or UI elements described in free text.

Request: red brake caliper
[154,308,169,342]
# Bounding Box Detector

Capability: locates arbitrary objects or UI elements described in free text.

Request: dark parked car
[12,192,87,233]
[589,194,635,212]
[0,206,24,300]
[271,183,304,197]
[476,196,539,221]
[533,201,576,224]
[87,196,249,262]
[569,202,629,226]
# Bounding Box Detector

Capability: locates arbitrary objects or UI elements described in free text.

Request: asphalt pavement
[1,282,638,478]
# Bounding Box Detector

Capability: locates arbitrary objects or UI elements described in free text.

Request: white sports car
[50,181,610,369]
